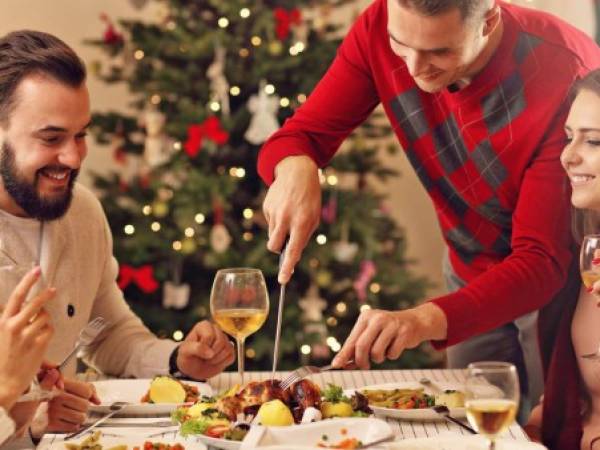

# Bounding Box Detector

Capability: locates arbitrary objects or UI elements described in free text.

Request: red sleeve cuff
[257,137,318,185]
[429,291,483,349]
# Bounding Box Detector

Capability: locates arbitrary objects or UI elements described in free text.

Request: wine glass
[580,234,600,290]
[464,362,520,450]
[210,268,269,385]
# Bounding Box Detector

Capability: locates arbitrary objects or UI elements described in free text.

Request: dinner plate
[45,434,207,450]
[350,382,466,421]
[91,379,213,416]
[386,435,547,449]
[189,417,392,450]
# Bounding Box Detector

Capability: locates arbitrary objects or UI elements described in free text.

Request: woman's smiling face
[562,88,600,211]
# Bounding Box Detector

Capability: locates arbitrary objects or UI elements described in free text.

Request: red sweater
[258,1,600,346]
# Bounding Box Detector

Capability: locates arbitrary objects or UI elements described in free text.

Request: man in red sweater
[258,0,600,415]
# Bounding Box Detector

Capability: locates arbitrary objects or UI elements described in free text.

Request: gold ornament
[152,201,169,218]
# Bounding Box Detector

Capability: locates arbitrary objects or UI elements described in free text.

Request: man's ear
[482,5,501,37]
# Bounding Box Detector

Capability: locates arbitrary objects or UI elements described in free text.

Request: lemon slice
[149,376,186,403]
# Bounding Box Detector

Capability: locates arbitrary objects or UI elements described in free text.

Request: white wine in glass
[210,268,269,384]
[465,362,519,450]
[581,234,600,289]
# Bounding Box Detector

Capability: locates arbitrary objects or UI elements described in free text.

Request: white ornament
[333,241,359,263]
[332,222,359,263]
[245,80,280,145]
[163,281,190,309]
[142,109,171,168]
[299,284,327,322]
[210,223,232,253]
[207,45,230,117]
[121,153,143,185]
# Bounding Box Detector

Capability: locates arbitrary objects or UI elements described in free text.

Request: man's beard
[0,141,78,220]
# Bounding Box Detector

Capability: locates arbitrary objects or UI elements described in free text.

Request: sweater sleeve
[257,6,381,184]
[80,208,177,378]
[430,102,573,347]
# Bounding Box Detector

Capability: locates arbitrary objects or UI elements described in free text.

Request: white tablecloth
[38,369,531,448]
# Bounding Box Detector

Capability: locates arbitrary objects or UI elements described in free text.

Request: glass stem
[237,336,245,385]
[489,439,496,450]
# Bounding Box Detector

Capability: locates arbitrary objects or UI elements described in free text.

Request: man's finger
[189,322,216,347]
[354,324,383,369]
[332,320,367,368]
[180,340,215,360]
[370,324,397,364]
[3,266,42,318]
[278,229,308,284]
[386,333,407,360]
[267,219,289,254]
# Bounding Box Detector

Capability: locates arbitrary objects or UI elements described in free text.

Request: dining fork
[58,317,109,370]
[280,359,355,390]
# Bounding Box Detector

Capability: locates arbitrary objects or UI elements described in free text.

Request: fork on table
[279,359,355,390]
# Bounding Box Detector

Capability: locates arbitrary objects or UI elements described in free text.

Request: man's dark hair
[0,30,86,125]
[396,0,494,22]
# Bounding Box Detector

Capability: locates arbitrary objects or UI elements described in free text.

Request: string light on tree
[316,234,327,245]
[326,316,337,326]
[184,227,195,237]
[124,225,135,235]
[210,101,220,112]
[218,17,229,28]
[243,232,253,241]
[246,348,256,358]
[298,93,307,103]
[243,208,254,219]
[134,49,145,60]
[151,222,161,232]
[370,283,381,294]
[230,86,241,96]
[142,205,152,215]
[335,301,347,314]
[172,240,182,251]
[264,84,275,94]
[300,345,311,355]
[251,36,262,46]
[173,330,184,341]
[239,48,249,58]
[195,213,205,224]
[240,8,251,18]
[327,174,338,186]
[173,141,182,150]
[280,97,290,107]
[150,94,161,105]
[360,304,372,312]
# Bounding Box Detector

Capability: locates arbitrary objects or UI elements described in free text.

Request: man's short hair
[396,0,494,22]
[0,30,86,125]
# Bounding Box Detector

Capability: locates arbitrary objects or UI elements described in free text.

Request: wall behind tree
[0,0,594,301]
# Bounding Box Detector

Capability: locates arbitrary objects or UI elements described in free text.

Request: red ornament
[183,116,229,157]
[118,264,159,293]
[274,7,302,41]
[100,14,124,46]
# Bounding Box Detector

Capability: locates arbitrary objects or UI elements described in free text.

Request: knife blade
[90,421,175,428]
[272,242,288,377]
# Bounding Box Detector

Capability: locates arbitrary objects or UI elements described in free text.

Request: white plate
[351,382,466,421]
[91,379,213,416]
[189,417,392,450]
[44,434,207,450]
[386,435,547,450]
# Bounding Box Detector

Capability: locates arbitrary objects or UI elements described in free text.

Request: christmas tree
[86,0,434,370]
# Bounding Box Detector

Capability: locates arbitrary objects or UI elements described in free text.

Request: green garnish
[323,384,350,403]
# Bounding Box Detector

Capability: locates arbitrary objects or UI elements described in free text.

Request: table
[39,369,531,448]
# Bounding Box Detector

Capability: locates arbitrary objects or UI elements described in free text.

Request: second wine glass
[210,268,269,385]
[465,361,519,450]
[580,234,600,289]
